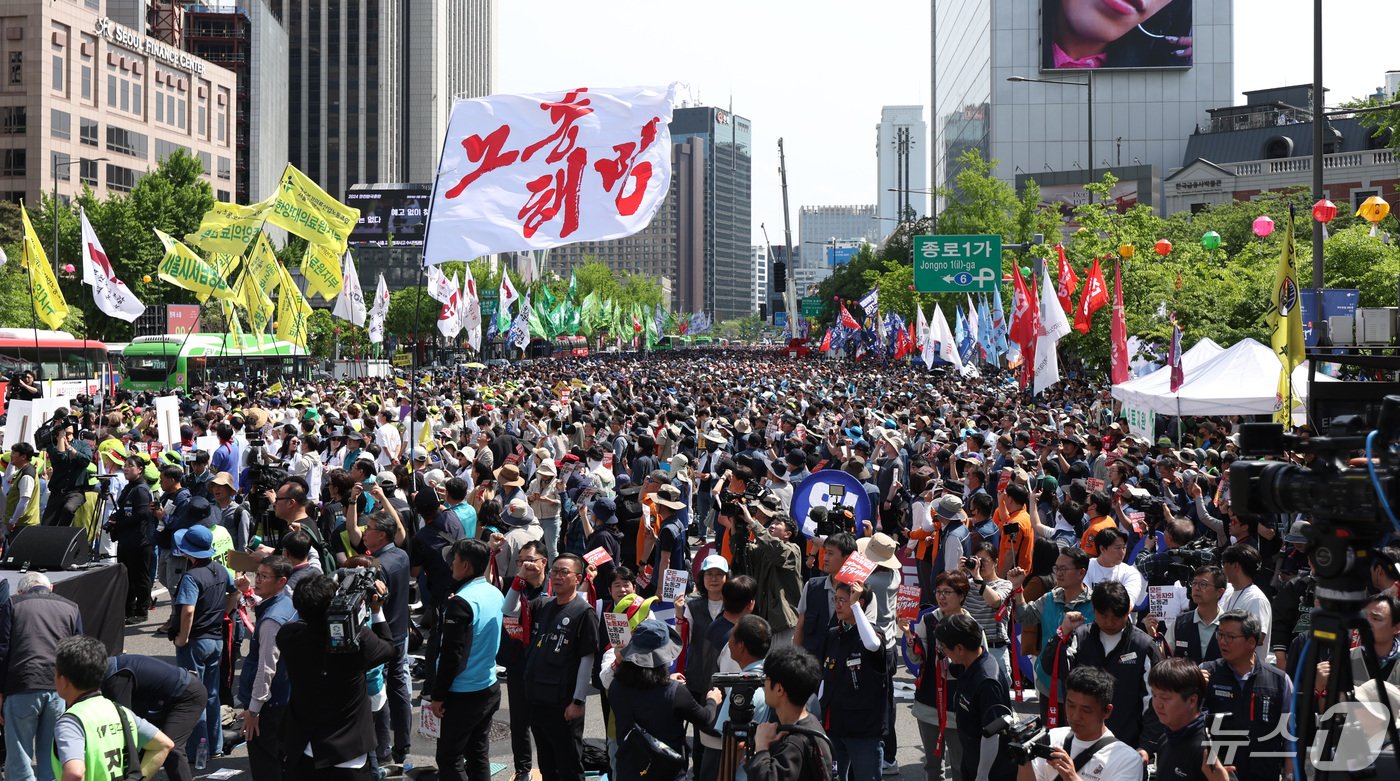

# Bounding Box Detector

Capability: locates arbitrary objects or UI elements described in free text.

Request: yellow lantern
[142,274,152,284]
[1357,196,1391,236]
[1118,243,1135,259]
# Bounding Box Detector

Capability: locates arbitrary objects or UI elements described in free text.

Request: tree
[385,287,440,341]
[717,314,763,342]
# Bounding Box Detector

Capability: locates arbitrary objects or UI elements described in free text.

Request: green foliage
[386,287,439,340]
[1342,95,1400,154]
[717,314,764,342]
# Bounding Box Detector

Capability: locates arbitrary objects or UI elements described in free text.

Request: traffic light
[772,260,786,292]
[759,303,769,320]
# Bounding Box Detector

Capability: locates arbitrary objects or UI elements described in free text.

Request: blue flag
[992,284,1009,356]
[978,296,997,364]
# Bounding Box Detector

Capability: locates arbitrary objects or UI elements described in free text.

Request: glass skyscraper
[672,106,753,321]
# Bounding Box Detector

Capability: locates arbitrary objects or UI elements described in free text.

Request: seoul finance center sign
[913,235,1001,294]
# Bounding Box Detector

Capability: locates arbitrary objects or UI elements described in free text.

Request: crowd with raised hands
[0,348,1383,781]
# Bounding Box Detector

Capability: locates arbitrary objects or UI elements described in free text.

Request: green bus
[121,333,310,391]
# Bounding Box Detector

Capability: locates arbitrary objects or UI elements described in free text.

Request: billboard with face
[1042,0,1193,71]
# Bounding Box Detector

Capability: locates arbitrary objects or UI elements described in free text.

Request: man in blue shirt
[209,423,241,492]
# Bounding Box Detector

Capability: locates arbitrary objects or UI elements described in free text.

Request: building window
[52,55,64,91]
[81,64,91,100]
[51,109,70,139]
[80,117,98,146]
[155,139,188,161]
[80,157,97,186]
[0,106,24,134]
[217,189,231,202]
[53,151,71,181]
[7,52,20,86]
[106,164,138,193]
[108,74,116,105]
[155,93,163,123]
[178,99,187,130]
[217,156,230,180]
[132,84,141,115]
[198,103,207,137]
[120,80,129,112]
[198,151,211,174]
[105,125,148,158]
[1353,190,1379,211]
[1,149,25,177]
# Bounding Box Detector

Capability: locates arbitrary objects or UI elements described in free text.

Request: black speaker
[1,526,91,570]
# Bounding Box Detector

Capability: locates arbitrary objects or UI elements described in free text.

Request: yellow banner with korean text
[154,229,234,302]
[19,201,69,330]
[266,164,360,252]
[274,265,312,347]
[186,198,272,256]
[301,243,344,301]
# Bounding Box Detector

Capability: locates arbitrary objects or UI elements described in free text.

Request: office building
[182,0,287,205]
[797,204,880,290]
[1163,84,1399,216]
[271,0,495,200]
[545,137,707,313]
[672,105,754,321]
[0,1,238,205]
[877,106,928,223]
[932,1,1233,211]
[751,244,768,315]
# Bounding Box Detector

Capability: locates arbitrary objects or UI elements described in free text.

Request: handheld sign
[1148,585,1188,622]
[583,547,613,567]
[897,584,922,623]
[603,611,632,648]
[835,552,877,585]
[660,569,689,601]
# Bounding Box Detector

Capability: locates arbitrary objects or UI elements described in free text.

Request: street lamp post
[51,156,108,276]
[1008,75,1093,204]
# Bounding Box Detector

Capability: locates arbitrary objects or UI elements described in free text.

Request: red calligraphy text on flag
[593,117,660,217]
[517,147,588,239]
[522,89,594,164]
[444,124,520,199]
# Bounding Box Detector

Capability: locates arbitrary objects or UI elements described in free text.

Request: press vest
[237,592,296,710]
[5,464,39,529]
[1172,610,1221,664]
[820,622,887,738]
[50,694,139,781]
[448,578,504,693]
[932,520,968,579]
[182,561,232,640]
[1201,659,1288,781]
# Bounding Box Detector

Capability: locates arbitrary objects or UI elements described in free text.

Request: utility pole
[777,139,798,331]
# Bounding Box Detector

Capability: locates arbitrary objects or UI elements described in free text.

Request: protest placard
[603,611,632,648]
[835,552,877,585]
[661,569,689,601]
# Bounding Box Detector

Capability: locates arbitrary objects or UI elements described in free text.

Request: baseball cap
[700,554,730,574]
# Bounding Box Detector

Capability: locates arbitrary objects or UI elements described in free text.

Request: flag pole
[412,115,456,460]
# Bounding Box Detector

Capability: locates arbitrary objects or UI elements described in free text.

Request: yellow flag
[267,381,284,394]
[154,229,234,301]
[19,201,70,330]
[221,299,243,337]
[274,265,312,348]
[186,198,272,255]
[300,243,344,301]
[266,164,360,252]
[209,252,242,281]
[1266,210,1305,424]
[238,271,274,335]
[245,232,283,295]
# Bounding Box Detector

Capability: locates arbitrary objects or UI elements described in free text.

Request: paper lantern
[143,274,152,283]
[1312,199,1337,224]
[1357,196,1391,236]
[1252,215,1275,238]
[1118,243,1135,259]
[62,263,75,274]
[1154,239,1172,256]
[1200,231,1222,251]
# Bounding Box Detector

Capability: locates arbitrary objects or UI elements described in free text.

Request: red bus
[554,335,589,357]
[0,329,111,413]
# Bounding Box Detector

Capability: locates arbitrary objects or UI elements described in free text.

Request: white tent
[1111,337,1225,411]
[1111,337,1335,417]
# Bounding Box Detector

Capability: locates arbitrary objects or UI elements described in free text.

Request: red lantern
[1312,199,1337,224]
[1154,239,1172,256]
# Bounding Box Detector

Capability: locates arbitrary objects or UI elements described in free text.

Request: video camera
[983,713,1052,765]
[710,670,766,727]
[326,567,381,654]
[34,411,79,450]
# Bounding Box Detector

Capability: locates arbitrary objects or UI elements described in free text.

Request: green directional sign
[801,296,823,318]
[912,234,1002,293]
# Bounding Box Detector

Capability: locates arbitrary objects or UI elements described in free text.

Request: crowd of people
[0,348,1391,781]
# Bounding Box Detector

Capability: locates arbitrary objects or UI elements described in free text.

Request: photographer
[277,573,395,779]
[745,647,832,781]
[42,411,92,528]
[729,502,802,646]
[698,614,771,781]
[938,613,1017,781]
[6,370,41,402]
[1014,667,1143,781]
[111,455,157,623]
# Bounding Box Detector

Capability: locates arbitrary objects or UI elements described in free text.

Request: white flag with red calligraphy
[80,208,145,322]
[463,271,482,352]
[437,273,463,339]
[423,84,681,265]
[368,273,390,344]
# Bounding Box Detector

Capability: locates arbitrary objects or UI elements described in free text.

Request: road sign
[801,296,823,318]
[912,235,1002,293]
[827,246,858,267]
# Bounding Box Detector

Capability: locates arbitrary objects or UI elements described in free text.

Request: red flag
[1009,264,1035,351]
[1168,316,1184,392]
[1110,259,1130,384]
[839,304,861,330]
[894,324,913,359]
[820,328,832,352]
[1073,257,1109,334]
[1055,244,1079,312]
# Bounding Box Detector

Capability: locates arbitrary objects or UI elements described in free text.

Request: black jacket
[1041,622,1162,748]
[111,481,155,546]
[276,618,395,767]
[0,588,83,695]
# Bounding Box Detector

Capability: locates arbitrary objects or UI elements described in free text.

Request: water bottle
[402,756,414,775]
[195,737,209,770]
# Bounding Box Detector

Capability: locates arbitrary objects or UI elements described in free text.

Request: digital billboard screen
[1041,0,1192,71]
[346,186,432,247]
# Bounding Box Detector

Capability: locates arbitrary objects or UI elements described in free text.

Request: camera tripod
[1292,558,1400,779]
